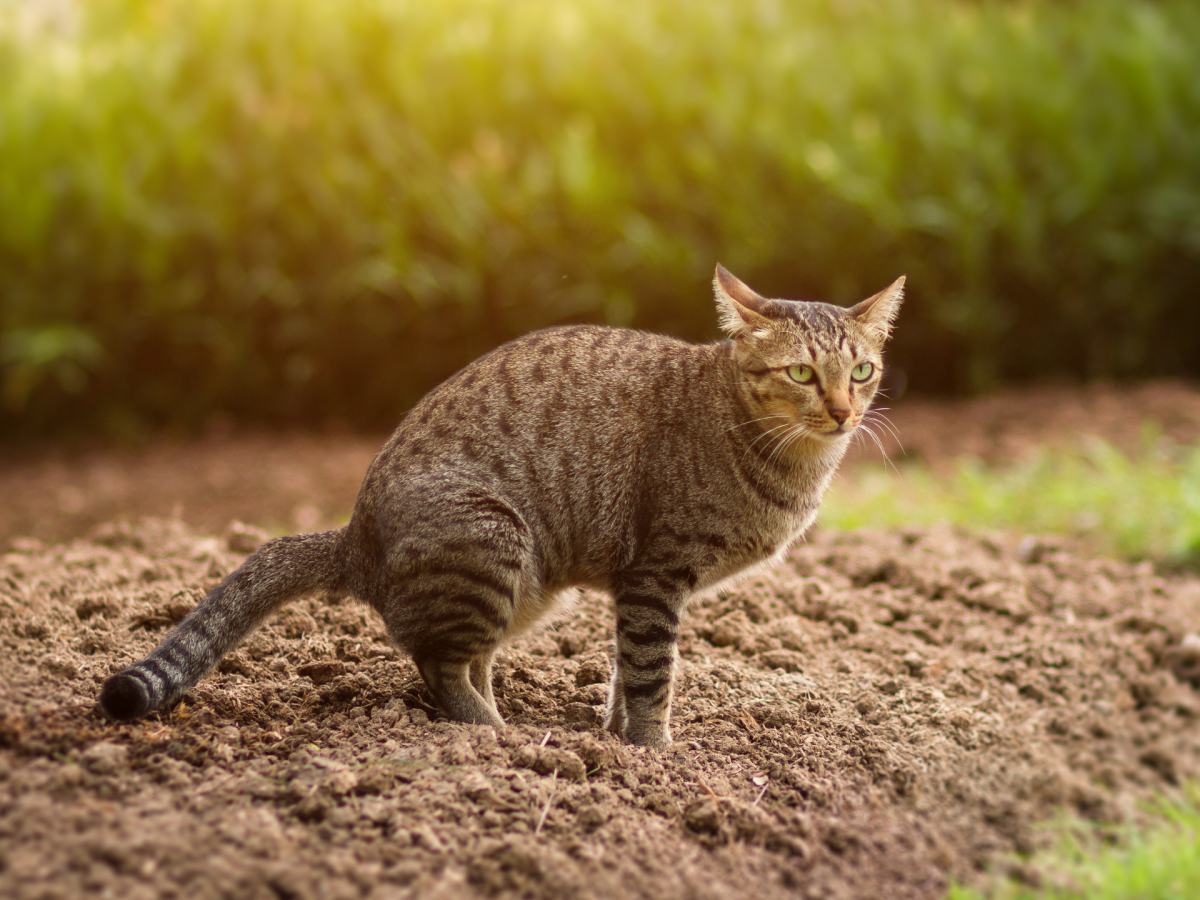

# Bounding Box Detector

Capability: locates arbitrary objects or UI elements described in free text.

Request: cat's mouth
[819,422,854,438]
[795,416,855,440]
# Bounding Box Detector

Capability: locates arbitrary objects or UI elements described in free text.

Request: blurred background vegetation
[2,0,1200,437]
[824,435,1200,568]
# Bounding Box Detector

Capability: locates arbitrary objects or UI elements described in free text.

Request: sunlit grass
[823,436,1200,566]
[948,787,1200,900]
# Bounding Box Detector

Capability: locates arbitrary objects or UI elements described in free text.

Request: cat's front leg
[610,577,687,748]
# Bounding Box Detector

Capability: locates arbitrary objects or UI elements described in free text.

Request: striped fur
[99,266,903,747]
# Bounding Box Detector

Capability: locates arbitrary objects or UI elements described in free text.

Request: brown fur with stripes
[99,266,903,748]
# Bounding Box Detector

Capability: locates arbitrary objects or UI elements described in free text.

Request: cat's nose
[828,407,850,425]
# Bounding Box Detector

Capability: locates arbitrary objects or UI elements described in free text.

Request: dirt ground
[3,381,1200,900]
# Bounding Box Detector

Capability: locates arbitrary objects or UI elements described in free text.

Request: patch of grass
[948,787,1200,900]
[823,434,1200,566]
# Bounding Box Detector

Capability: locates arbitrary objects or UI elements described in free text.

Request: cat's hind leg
[416,658,504,727]
[396,582,513,727]
[469,650,498,711]
[371,485,532,728]
[603,660,626,737]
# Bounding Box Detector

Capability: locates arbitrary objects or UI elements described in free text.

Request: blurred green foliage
[823,433,1200,567]
[949,785,1200,900]
[2,0,1200,435]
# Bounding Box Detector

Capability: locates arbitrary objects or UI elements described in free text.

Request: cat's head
[714,264,904,446]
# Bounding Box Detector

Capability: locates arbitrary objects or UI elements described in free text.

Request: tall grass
[824,434,1200,566]
[3,0,1200,434]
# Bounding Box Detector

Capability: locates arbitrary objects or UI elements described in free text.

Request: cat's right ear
[714,265,772,338]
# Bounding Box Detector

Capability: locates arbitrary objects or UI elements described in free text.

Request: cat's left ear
[848,276,905,342]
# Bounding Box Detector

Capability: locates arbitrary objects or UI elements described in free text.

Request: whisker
[779,425,813,463]
[855,422,879,458]
[764,428,794,468]
[725,414,787,435]
[864,408,902,441]
[767,423,810,468]
[872,425,903,452]
[746,421,792,446]
[859,422,887,457]
[857,422,899,474]
[865,411,903,451]
[872,410,901,433]
[741,421,794,464]
[864,406,899,430]
[863,412,897,438]
[762,424,794,468]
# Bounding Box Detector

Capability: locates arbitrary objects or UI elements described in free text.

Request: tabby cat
[100,265,903,747]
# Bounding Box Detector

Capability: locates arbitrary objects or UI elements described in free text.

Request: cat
[99,265,903,748]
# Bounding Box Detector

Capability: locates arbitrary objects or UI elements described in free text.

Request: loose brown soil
[3,380,1200,900]
[4,519,1200,900]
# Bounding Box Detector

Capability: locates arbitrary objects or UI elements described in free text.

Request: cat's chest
[694,506,816,593]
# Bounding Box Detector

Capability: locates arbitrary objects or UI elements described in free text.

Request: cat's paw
[623,721,671,749]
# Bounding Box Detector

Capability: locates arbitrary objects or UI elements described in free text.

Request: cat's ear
[848,275,905,342]
[714,264,773,337]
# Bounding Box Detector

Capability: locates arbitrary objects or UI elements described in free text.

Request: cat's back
[384,324,716,465]
[458,322,700,405]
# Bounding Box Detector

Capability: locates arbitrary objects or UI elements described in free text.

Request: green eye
[786,364,815,384]
[851,362,875,382]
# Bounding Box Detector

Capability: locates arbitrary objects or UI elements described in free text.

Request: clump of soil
[3,519,1200,900]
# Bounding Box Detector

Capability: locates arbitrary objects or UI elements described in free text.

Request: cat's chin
[812,428,853,444]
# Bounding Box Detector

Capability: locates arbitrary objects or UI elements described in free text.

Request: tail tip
[98,672,151,721]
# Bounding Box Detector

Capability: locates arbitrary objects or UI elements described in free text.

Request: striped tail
[99,528,347,721]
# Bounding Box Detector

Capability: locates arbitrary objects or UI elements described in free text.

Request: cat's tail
[99,528,347,721]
